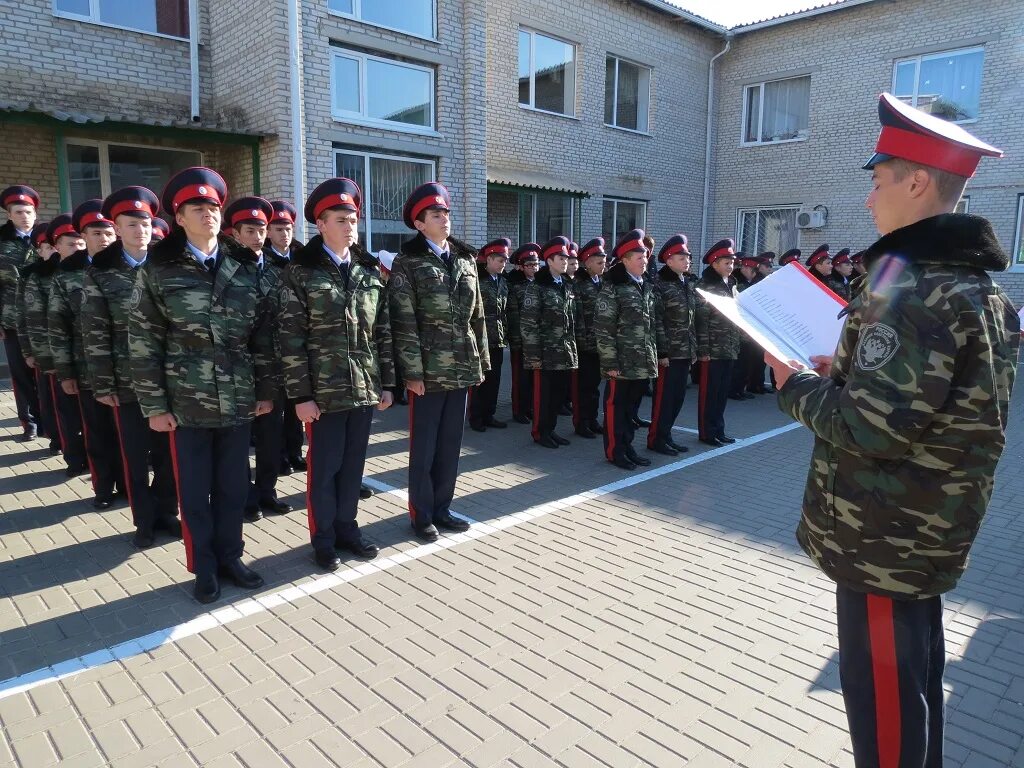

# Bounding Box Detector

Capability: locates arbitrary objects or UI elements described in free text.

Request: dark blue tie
[204,257,216,271]
[338,261,349,284]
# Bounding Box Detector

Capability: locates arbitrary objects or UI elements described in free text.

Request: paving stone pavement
[0,364,1022,768]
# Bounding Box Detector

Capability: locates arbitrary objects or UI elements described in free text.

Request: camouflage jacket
[129,231,275,428]
[778,214,1020,599]
[573,271,603,354]
[278,237,395,413]
[258,248,292,394]
[81,244,147,402]
[389,233,488,392]
[653,265,697,361]
[48,250,92,385]
[477,264,508,349]
[827,274,852,302]
[520,267,577,370]
[0,222,35,330]
[505,270,532,350]
[16,254,58,369]
[595,262,666,380]
[695,271,740,360]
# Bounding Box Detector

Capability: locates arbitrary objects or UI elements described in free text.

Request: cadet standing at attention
[506,242,540,425]
[571,237,606,439]
[130,167,275,604]
[694,239,740,447]
[469,237,510,433]
[389,182,487,542]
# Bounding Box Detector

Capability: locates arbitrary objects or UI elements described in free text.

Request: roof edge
[631,0,729,36]
[730,0,880,33]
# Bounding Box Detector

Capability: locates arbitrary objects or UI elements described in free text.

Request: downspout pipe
[700,35,731,254]
[189,0,200,120]
[287,0,306,240]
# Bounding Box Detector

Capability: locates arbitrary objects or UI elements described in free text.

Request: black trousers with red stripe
[469,346,504,425]
[78,388,123,497]
[509,349,532,419]
[169,424,251,576]
[532,369,571,440]
[281,392,304,461]
[52,379,87,470]
[407,388,467,529]
[4,331,39,431]
[113,401,178,533]
[697,359,734,441]
[305,406,373,554]
[573,351,601,430]
[34,368,59,447]
[247,397,283,508]
[648,358,690,448]
[603,378,646,462]
[836,584,945,768]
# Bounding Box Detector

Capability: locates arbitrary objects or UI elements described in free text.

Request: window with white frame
[335,149,435,253]
[54,0,188,38]
[605,56,651,132]
[601,199,647,245]
[331,48,435,132]
[1014,195,1024,267]
[737,207,799,256]
[742,75,811,145]
[893,47,984,123]
[518,28,576,116]
[327,0,434,39]
[65,141,201,209]
[518,193,576,245]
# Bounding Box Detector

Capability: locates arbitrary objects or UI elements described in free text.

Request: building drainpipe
[287,0,306,240]
[700,35,731,255]
[189,0,200,121]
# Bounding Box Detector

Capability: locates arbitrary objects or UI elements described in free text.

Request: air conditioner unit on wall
[796,208,826,229]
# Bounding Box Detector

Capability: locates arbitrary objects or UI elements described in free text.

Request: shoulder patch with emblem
[856,323,900,371]
[128,283,144,312]
[522,293,536,309]
[390,272,406,290]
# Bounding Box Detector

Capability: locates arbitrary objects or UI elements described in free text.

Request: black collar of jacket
[21,253,59,277]
[477,262,502,281]
[292,235,378,271]
[506,269,528,285]
[698,269,735,288]
[90,241,129,271]
[262,246,291,270]
[403,232,476,262]
[0,221,19,242]
[59,249,91,272]
[658,264,695,282]
[534,266,568,287]
[606,261,644,286]
[148,229,255,266]
[864,213,1008,272]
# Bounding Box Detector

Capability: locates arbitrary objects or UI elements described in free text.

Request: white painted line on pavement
[0,421,803,701]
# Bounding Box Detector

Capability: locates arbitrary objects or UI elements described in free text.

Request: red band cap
[51,223,78,240]
[110,199,156,220]
[231,208,270,227]
[482,243,510,258]
[3,193,35,208]
[706,245,734,263]
[543,243,569,260]
[617,239,645,257]
[876,125,981,178]
[270,210,294,225]
[409,194,448,225]
[313,192,359,222]
[172,183,223,212]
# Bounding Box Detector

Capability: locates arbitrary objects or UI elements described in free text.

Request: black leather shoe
[611,456,637,470]
[49,442,62,455]
[289,455,307,471]
[700,437,725,447]
[484,417,507,429]
[337,537,379,559]
[434,512,470,532]
[666,438,690,453]
[632,416,651,428]
[133,529,155,549]
[728,393,745,401]
[18,426,37,442]
[93,495,115,510]
[260,499,293,515]
[537,435,559,449]
[513,414,531,424]
[589,420,604,435]
[627,453,652,467]
[194,573,220,604]
[575,425,596,439]
[551,432,570,446]
[244,507,263,522]
[649,441,678,456]
[469,422,487,432]
[65,463,89,478]
[156,515,182,539]
[718,436,737,444]
[558,404,573,416]
[414,523,439,542]
[218,560,264,589]
[359,483,374,499]
[315,550,342,571]
[278,459,292,476]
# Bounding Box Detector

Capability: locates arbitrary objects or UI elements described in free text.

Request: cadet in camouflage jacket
[279,236,395,411]
[18,252,59,372]
[595,261,666,380]
[694,270,740,360]
[652,264,698,361]
[0,220,34,331]
[520,266,577,371]
[777,214,1019,598]
[388,232,488,392]
[47,249,93,386]
[477,261,509,349]
[129,229,275,428]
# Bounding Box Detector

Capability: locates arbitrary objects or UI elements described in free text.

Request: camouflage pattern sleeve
[653,291,668,358]
[15,278,31,357]
[519,282,542,370]
[249,290,276,403]
[778,298,956,459]
[277,272,315,403]
[128,265,171,418]
[47,278,78,383]
[694,292,710,358]
[472,271,490,373]
[22,274,52,371]
[375,284,396,390]
[594,290,620,375]
[388,257,424,382]
[81,272,117,398]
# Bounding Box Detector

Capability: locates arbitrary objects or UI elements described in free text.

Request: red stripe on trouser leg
[571,369,580,428]
[305,421,316,539]
[111,405,136,516]
[648,367,666,448]
[867,594,902,768]
[76,394,98,493]
[49,375,66,452]
[531,370,542,441]
[605,380,617,461]
[168,431,194,573]
[698,361,709,440]
[407,392,417,522]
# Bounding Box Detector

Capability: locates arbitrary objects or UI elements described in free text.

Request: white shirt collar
[14,228,31,239]
[425,238,449,258]
[322,242,350,267]
[122,250,146,268]
[271,245,289,259]
[185,240,218,266]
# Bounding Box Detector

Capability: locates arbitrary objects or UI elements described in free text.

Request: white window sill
[517,104,580,121]
[53,11,190,42]
[327,9,437,43]
[331,115,441,138]
[603,123,651,137]
[740,136,809,148]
